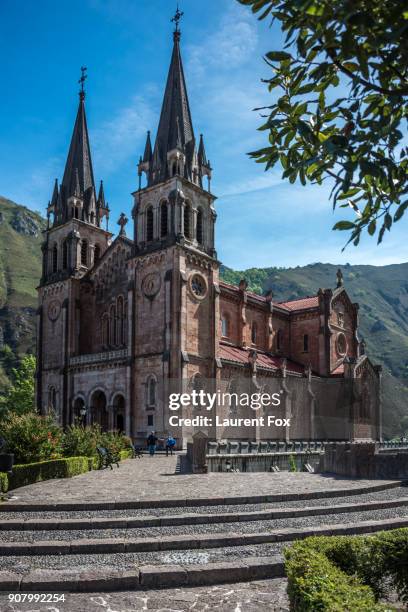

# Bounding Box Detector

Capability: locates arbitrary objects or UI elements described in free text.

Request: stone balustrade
[69,348,129,366]
[207,440,328,456]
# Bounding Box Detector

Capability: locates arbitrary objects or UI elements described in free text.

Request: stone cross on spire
[78,66,87,100]
[117,212,128,237]
[171,4,184,35]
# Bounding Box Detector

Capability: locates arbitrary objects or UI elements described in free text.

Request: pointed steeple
[97,180,106,208]
[198,134,207,167]
[149,24,195,185]
[143,131,152,164]
[61,91,96,206]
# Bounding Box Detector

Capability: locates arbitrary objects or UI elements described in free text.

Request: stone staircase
[0,481,407,592]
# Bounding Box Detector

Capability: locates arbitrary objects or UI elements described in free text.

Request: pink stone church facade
[36,24,382,446]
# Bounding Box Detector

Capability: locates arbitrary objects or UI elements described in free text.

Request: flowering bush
[62,423,101,458]
[0,412,63,464]
[62,423,132,459]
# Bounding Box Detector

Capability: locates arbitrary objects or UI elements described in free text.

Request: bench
[131,444,143,459]
[96,446,119,470]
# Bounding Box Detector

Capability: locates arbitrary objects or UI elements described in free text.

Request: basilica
[36,19,382,446]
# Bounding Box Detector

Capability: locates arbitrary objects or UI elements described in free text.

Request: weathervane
[171,4,184,34]
[78,66,87,99]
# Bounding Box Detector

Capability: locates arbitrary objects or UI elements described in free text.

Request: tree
[0,355,36,418]
[238,0,408,247]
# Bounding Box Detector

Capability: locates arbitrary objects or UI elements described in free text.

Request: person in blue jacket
[166,434,176,456]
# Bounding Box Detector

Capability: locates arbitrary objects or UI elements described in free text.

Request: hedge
[285,529,408,611]
[119,449,133,461]
[0,472,8,495]
[0,450,134,495]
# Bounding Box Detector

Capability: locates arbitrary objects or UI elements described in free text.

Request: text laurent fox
[168,415,291,427]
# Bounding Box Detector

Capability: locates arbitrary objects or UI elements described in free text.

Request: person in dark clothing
[147,432,158,456]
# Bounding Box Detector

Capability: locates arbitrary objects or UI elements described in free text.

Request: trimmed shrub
[285,543,386,611]
[119,449,133,461]
[9,457,90,490]
[0,412,63,464]
[285,530,408,610]
[0,472,8,494]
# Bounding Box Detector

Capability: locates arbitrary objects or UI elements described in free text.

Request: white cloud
[187,5,258,79]
[91,93,156,175]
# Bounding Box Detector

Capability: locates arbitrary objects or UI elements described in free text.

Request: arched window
[48,387,56,412]
[52,244,58,273]
[109,304,116,345]
[117,296,124,345]
[146,207,154,242]
[160,202,168,237]
[74,207,79,219]
[146,376,157,407]
[94,244,101,264]
[184,204,191,239]
[251,322,257,344]
[102,314,109,347]
[62,240,69,270]
[221,315,229,338]
[277,329,283,351]
[90,212,95,224]
[172,162,177,177]
[81,240,88,266]
[303,334,309,352]
[124,301,128,347]
[196,208,203,244]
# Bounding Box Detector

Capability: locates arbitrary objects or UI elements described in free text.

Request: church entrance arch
[90,390,108,431]
[113,394,125,433]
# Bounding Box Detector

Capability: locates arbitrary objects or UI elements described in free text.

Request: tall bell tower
[130,11,220,443]
[37,71,111,423]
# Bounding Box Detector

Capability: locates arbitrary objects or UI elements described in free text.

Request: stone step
[1,496,408,532]
[0,556,285,592]
[1,516,407,557]
[1,480,402,513]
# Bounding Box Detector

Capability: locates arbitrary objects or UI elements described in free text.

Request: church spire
[48,68,100,227]
[148,10,196,186]
[61,73,95,208]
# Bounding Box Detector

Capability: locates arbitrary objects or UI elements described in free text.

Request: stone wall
[319,442,408,479]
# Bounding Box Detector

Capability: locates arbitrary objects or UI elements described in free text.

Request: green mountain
[0,196,45,389]
[0,196,406,437]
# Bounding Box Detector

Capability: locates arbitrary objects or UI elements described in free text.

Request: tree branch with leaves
[238,0,408,247]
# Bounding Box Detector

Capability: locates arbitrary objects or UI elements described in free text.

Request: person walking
[165,434,176,456]
[147,431,158,457]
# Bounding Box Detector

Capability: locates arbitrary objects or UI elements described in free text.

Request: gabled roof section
[278,296,319,312]
[219,343,307,375]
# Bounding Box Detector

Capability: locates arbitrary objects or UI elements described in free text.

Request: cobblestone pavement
[0,579,290,612]
[4,455,399,505]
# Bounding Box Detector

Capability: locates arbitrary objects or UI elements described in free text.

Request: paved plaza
[4,454,399,506]
[1,579,290,612]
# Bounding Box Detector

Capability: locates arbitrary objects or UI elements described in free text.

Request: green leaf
[368,220,377,235]
[266,51,293,62]
[394,201,408,222]
[333,221,355,231]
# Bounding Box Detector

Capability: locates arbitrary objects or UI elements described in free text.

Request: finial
[78,66,87,100]
[117,212,128,237]
[171,4,184,41]
[336,268,344,288]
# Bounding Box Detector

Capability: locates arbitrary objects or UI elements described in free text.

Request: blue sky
[1,0,407,269]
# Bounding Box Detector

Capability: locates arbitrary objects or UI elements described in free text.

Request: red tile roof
[278,296,319,311]
[219,343,305,374]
